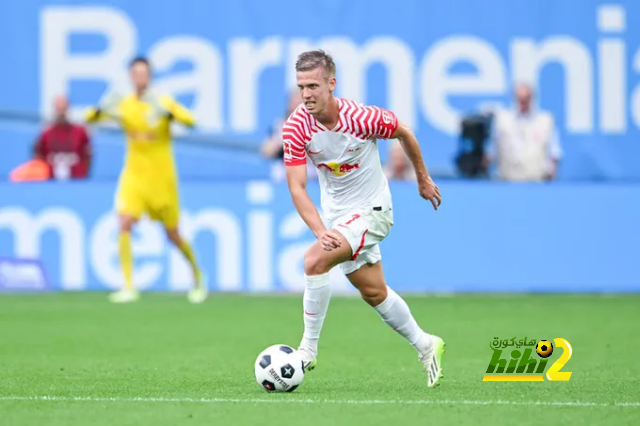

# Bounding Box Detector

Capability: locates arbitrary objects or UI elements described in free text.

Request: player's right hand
[419,176,442,210]
[318,229,343,251]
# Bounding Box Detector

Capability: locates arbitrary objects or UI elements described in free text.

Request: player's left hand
[418,176,442,210]
[97,90,124,120]
[142,90,173,123]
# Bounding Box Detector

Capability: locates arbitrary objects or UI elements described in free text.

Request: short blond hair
[295,50,336,78]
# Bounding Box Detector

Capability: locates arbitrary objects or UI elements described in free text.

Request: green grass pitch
[1,293,639,425]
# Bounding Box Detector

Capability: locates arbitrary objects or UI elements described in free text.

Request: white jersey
[282,98,399,222]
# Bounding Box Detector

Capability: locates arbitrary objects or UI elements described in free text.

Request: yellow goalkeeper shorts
[115,180,180,229]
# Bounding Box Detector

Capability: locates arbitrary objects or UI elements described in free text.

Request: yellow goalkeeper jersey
[87,93,195,185]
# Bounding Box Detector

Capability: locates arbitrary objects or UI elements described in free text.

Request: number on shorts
[344,214,361,226]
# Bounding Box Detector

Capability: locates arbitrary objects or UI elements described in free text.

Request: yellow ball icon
[536,340,554,358]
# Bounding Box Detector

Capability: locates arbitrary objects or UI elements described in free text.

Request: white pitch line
[0,396,638,408]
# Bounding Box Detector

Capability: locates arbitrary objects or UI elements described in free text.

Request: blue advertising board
[0,181,638,293]
[1,0,640,181]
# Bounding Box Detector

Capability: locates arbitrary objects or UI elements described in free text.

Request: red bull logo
[317,162,360,176]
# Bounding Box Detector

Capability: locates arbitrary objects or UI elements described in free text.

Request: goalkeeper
[86,56,207,304]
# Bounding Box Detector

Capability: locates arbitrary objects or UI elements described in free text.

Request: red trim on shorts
[352,229,369,260]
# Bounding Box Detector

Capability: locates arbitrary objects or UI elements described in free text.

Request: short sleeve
[282,118,308,166]
[360,106,398,140]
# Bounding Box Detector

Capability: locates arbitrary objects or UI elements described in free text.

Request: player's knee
[360,284,388,307]
[165,228,182,245]
[304,251,331,276]
[119,218,134,233]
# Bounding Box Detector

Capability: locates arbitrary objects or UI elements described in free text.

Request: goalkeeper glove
[96,90,124,120]
[141,90,174,123]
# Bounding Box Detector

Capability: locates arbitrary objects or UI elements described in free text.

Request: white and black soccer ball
[254,344,304,393]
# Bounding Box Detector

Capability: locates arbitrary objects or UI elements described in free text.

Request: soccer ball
[254,344,304,393]
[536,340,554,358]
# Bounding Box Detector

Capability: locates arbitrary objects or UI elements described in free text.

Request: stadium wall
[0,181,637,293]
[2,0,640,181]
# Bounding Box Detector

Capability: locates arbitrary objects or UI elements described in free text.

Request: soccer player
[86,56,207,304]
[283,50,445,387]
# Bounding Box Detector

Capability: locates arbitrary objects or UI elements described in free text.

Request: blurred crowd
[10,82,561,184]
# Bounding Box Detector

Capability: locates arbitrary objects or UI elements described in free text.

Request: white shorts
[331,207,394,275]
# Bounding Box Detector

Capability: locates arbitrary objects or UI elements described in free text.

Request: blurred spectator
[33,95,92,180]
[261,90,317,182]
[486,83,562,182]
[384,140,416,181]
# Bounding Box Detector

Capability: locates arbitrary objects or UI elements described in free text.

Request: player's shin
[300,272,331,358]
[118,232,134,291]
[176,240,202,287]
[374,286,428,350]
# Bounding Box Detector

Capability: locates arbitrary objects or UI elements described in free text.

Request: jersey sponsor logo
[316,162,360,176]
[382,110,394,125]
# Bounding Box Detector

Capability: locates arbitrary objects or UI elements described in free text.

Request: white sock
[374,286,428,349]
[299,272,331,356]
